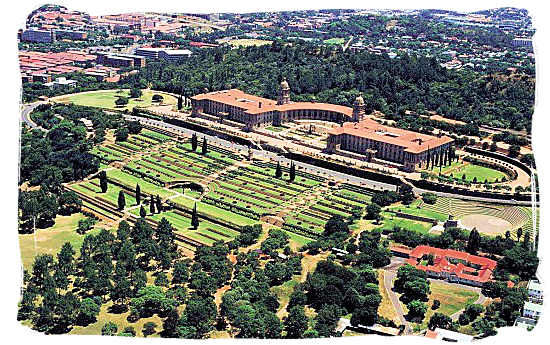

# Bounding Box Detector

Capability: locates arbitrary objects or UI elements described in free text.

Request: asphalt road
[382,257,412,334]
[21,102,45,129]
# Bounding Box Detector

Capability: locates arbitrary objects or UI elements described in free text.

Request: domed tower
[277,78,291,105]
[352,95,366,122]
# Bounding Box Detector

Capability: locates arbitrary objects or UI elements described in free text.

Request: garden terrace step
[219,174,298,199]
[142,157,203,180]
[214,183,282,206]
[149,154,208,178]
[216,179,287,202]
[105,144,133,156]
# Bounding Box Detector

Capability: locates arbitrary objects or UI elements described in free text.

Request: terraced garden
[282,183,373,238]
[72,129,374,253]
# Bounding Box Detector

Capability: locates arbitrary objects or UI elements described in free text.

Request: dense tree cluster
[302,259,381,336]
[122,43,534,131]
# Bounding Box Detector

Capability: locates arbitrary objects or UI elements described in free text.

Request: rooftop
[328,120,453,153]
[191,89,353,117]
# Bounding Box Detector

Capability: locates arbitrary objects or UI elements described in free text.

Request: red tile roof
[192,89,353,117]
[328,120,453,154]
[404,245,497,284]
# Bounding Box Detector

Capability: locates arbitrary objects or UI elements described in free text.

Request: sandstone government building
[191,80,453,172]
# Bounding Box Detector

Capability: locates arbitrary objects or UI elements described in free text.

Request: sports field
[227,38,273,47]
[61,89,178,111]
[323,37,346,45]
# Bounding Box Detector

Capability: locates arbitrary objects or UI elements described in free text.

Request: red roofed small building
[393,245,497,287]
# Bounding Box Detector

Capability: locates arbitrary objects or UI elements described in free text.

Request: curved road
[21,102,46,130]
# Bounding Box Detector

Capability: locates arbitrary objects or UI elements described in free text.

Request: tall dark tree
[99,171,108,193]
[191,133,198,151]
[117,191,126,211]
[177,95,183,110]
[191,203,199,230]
[275,161,282,178]
[150,195,155,214]
[289,162,296,182]
[136,184,141,205]
[201,137,208,155]
[466,228,481,254]
[156,195,162,213]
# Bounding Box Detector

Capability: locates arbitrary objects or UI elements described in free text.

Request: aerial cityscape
[17,4,540,340]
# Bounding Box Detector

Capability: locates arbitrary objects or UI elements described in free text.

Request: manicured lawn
[452,164,506,183]
[425,161,506,183]
[64,90,177,111]
[389,205,448,222]
[171,196,257,227]
[266,126,285,132]
[324,37,346,45]
[378,212,433,234]
[227,38,273,47]
[106,169,177,199]
[18,213,102,269]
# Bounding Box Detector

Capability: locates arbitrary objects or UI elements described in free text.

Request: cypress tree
[156,195,162,213]
[99,171,108,193]
[140,205,146,218]
[466,228,481,254]
[191,133,198,151]
[191,203,199,230]
[289,162,296,182]
[201,137,208,155]
[177,95,183,110]
[136,184,141,205]
[275,161,282,178]
[118,191,126,211]
[150,195,155,214]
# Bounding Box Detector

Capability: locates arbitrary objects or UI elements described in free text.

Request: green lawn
[452,164,507,183]
[425,161,506,183]
[63,90,177,111]
[416,281,480,329]
[389,204,448,222]
[378,212,433,234]
[18,213,102,269]
[324,37,346,45]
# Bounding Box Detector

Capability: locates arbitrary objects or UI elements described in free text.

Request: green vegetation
[62,89,177,111]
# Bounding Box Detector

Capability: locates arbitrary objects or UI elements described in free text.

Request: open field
[378,211,433,234]
[323,37,346,45]
[226,38,273,47]
[60,90,177,111]
[18,213,103,269]
[419,281,480,329]
[424,160,506,183]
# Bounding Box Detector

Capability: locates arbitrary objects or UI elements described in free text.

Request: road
[124,115,398,191]
[20,102,46,130]
[382,257,412,334]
